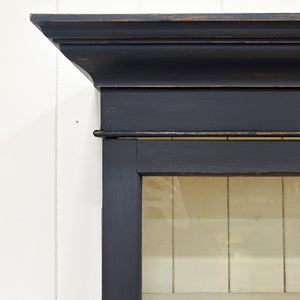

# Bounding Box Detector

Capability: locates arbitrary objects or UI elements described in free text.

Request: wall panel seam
[54,0,59,293]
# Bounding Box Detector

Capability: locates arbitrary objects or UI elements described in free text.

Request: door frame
[102,138,300,300]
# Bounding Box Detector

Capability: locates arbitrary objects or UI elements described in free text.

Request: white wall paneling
[140,0,222,13]
[222,0,300,12]
[0,0,57,299]
[58,0,140,13]
[56,55,102,300]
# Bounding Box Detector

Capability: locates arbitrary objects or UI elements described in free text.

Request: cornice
[31,13,300,87]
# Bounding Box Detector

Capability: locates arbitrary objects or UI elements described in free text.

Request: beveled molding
[31,14,300,138]
[31,13,300,88]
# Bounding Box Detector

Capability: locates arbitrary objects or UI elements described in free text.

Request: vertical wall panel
[284,177,300,292]
[141,0,222,13]
[142,177,173,293]
[222,0,300,12]
[57,55,102,300]
[0,0,56,299]
[174,177,228,292]
[229,177,284,292]
[58,0,139,13]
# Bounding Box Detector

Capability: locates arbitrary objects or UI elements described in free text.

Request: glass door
[142,176,300,299]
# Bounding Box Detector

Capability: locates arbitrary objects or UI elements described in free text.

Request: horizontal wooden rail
[136,140,300,175]
[99,88,300,137]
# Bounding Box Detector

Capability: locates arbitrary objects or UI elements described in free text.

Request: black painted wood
[102,139,300,300]
[103,139,141,300]
[137,140,300,175]
[95,131,300,137]
[102,138,300,300]
[61,44,300,87]
[30,14,300,87]
[30,14,300,42]
[98,88,300,137]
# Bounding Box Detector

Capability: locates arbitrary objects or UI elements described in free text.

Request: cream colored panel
[284,177,300,292]
[174,177,228,292]
[143,292,300,300]
[229,177,283,292]
[142,177,173,293]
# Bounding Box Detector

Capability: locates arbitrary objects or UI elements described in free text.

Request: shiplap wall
[3,1,300,300]
[142,176,300,298]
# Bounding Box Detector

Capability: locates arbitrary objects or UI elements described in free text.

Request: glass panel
[142,176,300,300]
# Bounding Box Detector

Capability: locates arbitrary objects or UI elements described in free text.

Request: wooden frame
[96,88,300,138]
[103,138,300,300]
[31,14,300,137]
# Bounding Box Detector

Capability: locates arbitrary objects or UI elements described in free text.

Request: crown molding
[31,13,300,87]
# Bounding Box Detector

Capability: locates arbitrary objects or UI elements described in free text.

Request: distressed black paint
[100,88,300,136]
[103,139,141,300]
[137,140,300,175]
[31,13,300,87]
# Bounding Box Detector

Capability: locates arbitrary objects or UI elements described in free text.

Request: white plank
[222,0,300,12]
[142,176,173,293]
[57,55,102,300]
[141,0,222,13]
[229,177,284,292]
[284,177,300,292]
[143,292,300,300]
[174,177,228,292]
[0,0,56,299]
[58,0,140,13]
